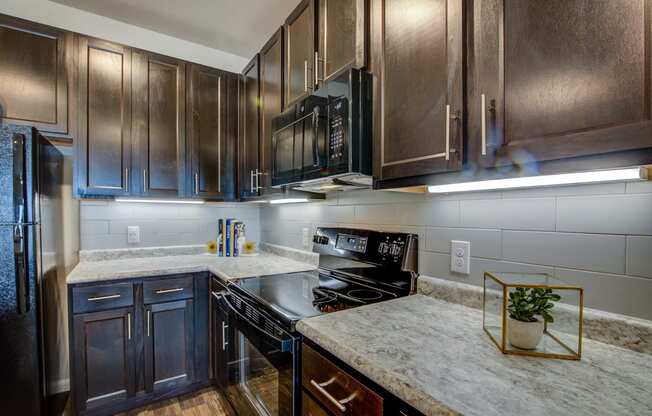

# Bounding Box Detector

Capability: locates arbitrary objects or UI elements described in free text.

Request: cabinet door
[259,28,284,194]
[372,0,464,181]
[239,55,261,198]
[76,37,132,196]
[72,307,136,413]
[470,0,652,167]
[187,64,230,199]
[133,51,186,197]
[144,300,194,392]
[285,0,315,106]
[317,0,367,86]
[0,15,72,136]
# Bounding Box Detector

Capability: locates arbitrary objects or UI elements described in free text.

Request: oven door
[217,291,299,416]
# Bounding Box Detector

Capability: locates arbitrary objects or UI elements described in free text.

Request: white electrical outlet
[127,226,140,244]
[450,240,470,274]
[302,228,311,249]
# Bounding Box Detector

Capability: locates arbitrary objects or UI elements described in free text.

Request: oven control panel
[328,98,347,163]
[336,234,368,253]
[376,235,406,264]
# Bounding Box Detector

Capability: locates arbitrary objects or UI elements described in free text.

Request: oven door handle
[212,291,292,352]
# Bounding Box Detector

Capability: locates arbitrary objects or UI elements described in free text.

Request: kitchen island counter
[297,294,652,416]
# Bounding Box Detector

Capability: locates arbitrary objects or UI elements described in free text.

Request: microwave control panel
[328,97,348,163]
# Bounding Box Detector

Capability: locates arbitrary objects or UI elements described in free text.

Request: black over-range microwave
[271,68,372,192]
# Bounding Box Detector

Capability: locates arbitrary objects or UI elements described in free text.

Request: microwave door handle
[312,110,319,167]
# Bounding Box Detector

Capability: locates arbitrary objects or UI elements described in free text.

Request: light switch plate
[127,226,140,244]
[451,240,470,274]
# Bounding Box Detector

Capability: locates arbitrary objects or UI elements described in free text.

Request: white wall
[80,201,260,250]
[0,0,248,72]
[261,181,652,320]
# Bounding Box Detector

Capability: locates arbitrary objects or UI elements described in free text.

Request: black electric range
[212,228,418,416]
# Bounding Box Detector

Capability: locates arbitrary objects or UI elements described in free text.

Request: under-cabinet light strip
[427,167,648,194]
[269,198,310,205]
[114,198,205,204]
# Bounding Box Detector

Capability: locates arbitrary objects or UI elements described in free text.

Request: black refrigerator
[0,124,64,415]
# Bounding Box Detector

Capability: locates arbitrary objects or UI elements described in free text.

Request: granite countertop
[67,249,317,284]
[297,295,652,416]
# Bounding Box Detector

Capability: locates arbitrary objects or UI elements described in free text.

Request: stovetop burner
[347,288,383,301]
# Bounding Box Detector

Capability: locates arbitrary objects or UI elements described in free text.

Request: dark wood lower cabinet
[69,274,210,416]
[144,300,195,392]
[71,307,136,413]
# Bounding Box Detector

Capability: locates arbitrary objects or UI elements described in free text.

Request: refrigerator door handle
[13,224,29,315]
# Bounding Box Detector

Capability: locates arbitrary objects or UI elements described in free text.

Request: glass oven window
[239,331,279,415]
[229,326,294,416]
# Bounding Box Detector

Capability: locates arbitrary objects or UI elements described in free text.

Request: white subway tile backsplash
[503,231,626,274]
[626,236,652,278]
[556,194,652,235]
[425,227,501,259]
[419,251,554,286]
[80,201,260,250]
[460,198,555,231]
[396,201,460,227]
[80,220,109,236]
[554,268,652,320]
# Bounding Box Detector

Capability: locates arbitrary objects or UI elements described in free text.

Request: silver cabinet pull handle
[304,60,309,92]
[143,169,148,193]
[310,378,355,412]
[146,309,151,337]
[127,312,132,340]
[250,170,254,192]
[221,321,228,351]
[481,94,487,156]
[445,104,451,161]
[194,173,199,195]
[155,288,184,294]
[88,294,121,302]
[217,76,222,193]
[125,167,129,192]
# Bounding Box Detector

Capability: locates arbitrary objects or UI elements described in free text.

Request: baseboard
[49,378,70,395]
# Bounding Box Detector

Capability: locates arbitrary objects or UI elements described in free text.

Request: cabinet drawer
[302,344,383,415]
[143,275,194,304]
[72,283,134,314]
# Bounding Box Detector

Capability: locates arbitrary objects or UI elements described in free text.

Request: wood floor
[116,388,232,416]
[53,388,233,416]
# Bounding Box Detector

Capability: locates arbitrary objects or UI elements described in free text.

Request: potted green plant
[507,287,561,350]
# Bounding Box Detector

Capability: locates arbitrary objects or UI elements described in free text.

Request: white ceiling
[51,0,300,58]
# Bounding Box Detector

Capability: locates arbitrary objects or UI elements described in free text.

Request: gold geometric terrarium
[483,272,584,360]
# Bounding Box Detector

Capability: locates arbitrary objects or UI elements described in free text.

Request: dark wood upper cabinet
[468,0,652,168]
[259,28,284,193]
[143,299,194,393]
[76,37,132,196]
[239,55,261,198]
[285,0,316,107]
[133,51,186,197]
[316,0,367,86]
[371,0,464,182]
[72,307,136,413]
[187,64,233,200]
[0,15,73,136]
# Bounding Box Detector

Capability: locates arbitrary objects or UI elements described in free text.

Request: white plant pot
[507,317,544,350]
